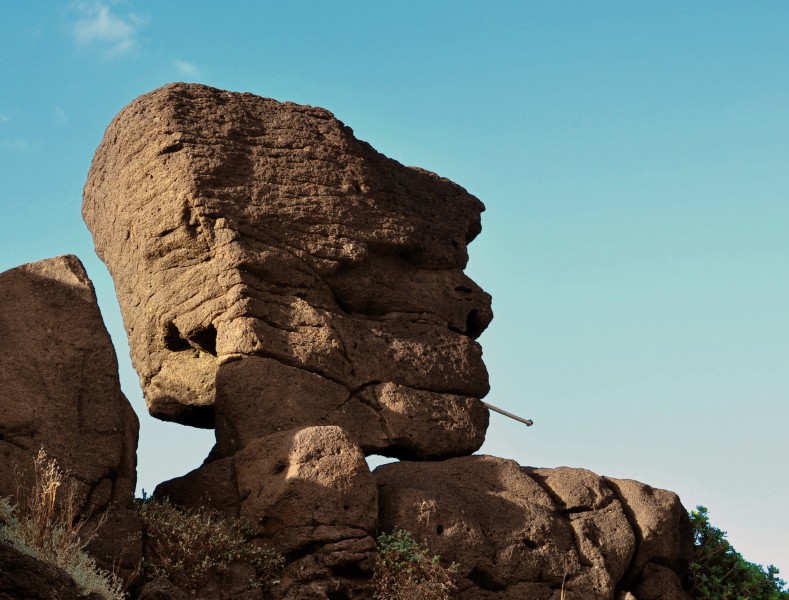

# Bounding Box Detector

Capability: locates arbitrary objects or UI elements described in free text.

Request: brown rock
[83,82,491,460]
[274,535,377,599]
[213,356,352,457]
[138,563,271,600]
[137,577,191,600]
[376,458,692,600]
[155,426,378,598]
[632,563,691,600]
[376,456,584,596]
[214,357,488,459]
[529,467,635,591]
[363,382,488,460]
[0,255,141,578]
[605,477,694,584]
[234,425,377,553]
[0,542,104,600]
[154,453,240,516]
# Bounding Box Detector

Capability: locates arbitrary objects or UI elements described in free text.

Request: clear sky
[1,0,787,578]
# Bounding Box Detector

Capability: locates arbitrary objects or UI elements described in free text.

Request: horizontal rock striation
[83,82,491,461]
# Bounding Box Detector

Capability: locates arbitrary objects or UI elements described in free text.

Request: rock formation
[0,255,142,578]
[0,83,695,599]
[156,425,378,598]
[376,458,693,599]
[82,82,492,462]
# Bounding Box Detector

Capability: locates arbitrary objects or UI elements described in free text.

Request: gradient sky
[1,0,787,578]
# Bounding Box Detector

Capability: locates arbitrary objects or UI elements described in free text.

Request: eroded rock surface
[83,82,491,460]
[76,83,694,600]
[155,425,377,599]
[376,457,693,600]
[0,255,142,578]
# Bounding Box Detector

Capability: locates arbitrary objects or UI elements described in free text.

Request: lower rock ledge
[118,444,692,599]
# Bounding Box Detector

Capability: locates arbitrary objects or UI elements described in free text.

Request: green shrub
[371,528,458,600]
[0,449,125,600]
[136,494,283,591]
[690,506,788,599]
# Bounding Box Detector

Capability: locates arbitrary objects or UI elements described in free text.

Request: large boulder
[83,82,491,460]
[0,255,141,578]
[376,457,693,600]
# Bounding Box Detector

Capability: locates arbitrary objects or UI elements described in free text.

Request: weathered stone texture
[155,425,378,599]
[74,83,695,600]
[0,255,142,577]
[214,357,488,460]
[83,82,491,460]
[376,458,693,600]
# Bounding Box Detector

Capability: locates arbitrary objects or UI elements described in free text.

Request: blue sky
[1,0,787,576]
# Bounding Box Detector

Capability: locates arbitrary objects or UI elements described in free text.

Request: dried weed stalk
[0,448,124,600]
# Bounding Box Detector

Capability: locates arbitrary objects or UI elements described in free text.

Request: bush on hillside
[690,505,788,599]
[136,494,283,592]
[371,528,458,600]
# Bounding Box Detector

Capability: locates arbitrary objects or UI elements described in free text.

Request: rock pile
[84,83,691,599]
[0,83,693,600]
[376,458,692,599]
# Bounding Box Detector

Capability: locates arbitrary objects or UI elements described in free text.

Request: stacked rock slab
[83,83,694,599]
[83,82,492,462]
[0,255,142,579]
[84,82,494,596]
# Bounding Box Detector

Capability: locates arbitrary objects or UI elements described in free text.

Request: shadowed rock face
[0,542,104,600]
[0,255,141,578]
[83,82,491,459]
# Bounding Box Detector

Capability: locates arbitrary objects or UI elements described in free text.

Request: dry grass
[137,495,283,591]
[0,448,124,600]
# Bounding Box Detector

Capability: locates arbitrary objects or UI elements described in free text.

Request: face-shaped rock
[83,83,492,459]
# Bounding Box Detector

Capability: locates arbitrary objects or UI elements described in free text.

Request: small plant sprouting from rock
[136,494,284,592]
[371,528,458,600]
[0,449,125,600]
[689,505,789,599]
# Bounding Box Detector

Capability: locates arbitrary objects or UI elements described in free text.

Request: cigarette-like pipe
[483,402,534,427]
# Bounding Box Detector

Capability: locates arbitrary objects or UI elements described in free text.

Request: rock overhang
[83,82,492,460]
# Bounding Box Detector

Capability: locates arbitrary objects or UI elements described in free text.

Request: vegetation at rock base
[371,528,458,600]
[136,493,283,592]
[690,505,789,599]
[0,449,125,600]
